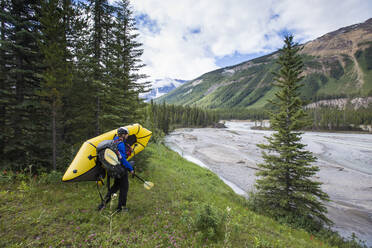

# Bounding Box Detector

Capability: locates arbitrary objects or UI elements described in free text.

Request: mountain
[143,78,187,101]
[156,18,372,109]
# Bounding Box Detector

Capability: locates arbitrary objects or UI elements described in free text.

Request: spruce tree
[0,0,9,160]
[255,35,331,229]
[38,0,73,170]
[113,0,149,124]
[0,0,46,169]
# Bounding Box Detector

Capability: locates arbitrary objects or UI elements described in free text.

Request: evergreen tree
[254,35,330,229]
[0,0,46,169]
[0,0,9,160]
[114,0,149,124]
[62,2,97,144]
[38,0,73,170]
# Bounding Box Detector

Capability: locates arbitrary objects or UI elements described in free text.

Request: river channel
[164,121,372,246]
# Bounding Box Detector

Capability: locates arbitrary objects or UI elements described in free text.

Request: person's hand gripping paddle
[104,148,154,190]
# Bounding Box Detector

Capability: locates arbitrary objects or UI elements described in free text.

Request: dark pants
[104,172,129,209]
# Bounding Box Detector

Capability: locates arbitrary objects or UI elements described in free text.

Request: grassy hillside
[0,144,365,247]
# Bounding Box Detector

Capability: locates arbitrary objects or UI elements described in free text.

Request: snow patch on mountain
[142,78,188,101]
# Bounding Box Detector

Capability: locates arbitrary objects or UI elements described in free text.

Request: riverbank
[228,119,372,134]
[165,121,372,246]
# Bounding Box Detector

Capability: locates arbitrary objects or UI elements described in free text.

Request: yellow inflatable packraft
[62,124,152,182]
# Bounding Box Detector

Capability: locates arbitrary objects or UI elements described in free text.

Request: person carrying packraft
[97,127,134,212]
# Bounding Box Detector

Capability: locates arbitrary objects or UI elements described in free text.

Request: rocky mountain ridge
[305,96,372,110]
[143,78,187,101]
[157,18,372,109]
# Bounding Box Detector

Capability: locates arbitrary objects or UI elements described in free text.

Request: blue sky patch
[216,51,268,67]
[270,14,280,20]
[190,27,201,34]
[135,13,160,34]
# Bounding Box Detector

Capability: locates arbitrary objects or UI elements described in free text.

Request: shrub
[195,203,226,240]
[132,148,151,173]
[38,170,63,184]
[329,60,344,79]
[0,170,16,183]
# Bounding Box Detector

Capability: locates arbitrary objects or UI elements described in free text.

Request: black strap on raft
[88,155,97,160]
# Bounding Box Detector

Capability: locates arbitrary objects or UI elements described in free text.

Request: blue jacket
[114,136,134,172]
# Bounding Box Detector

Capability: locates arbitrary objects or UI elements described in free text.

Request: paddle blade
[144,181,154,190]
[104,149,120,166]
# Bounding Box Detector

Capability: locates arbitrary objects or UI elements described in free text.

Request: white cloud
[130,0,372,82]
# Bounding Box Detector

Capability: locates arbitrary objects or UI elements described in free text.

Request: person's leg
[118,172,129,210]
[98,178,120,210]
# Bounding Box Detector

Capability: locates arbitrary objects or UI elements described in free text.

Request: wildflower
[226,206,231,212]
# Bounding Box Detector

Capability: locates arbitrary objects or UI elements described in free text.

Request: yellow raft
[62,124,152,182]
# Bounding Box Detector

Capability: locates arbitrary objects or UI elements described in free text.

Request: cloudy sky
[127,0,372,83]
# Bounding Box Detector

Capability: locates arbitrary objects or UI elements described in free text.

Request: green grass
[248,87,277,109]
[355,45,372,95]
[0,144,364,247]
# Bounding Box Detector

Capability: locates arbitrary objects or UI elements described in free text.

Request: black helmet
[118,127,129,135]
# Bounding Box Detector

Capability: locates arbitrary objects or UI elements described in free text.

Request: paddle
[133,173,154,190]
[104,147,154,190]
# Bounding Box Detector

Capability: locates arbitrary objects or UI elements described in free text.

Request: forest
[217,104,372,131]
[0,0,149,171]
[145,101,219,140]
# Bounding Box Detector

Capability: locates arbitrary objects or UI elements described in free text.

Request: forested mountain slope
[157,18,372,109]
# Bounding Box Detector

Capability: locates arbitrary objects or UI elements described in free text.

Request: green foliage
[304,59,322,70]
[307,103,372,130]
[342,54,354,69]
[325,59,344,79]
[146,101,219,135]
[355,44,372,94]
[365,46,372,70]
[301,73,322,100]
[0,0,148,172]
[254,35,331,230]
[195,203,226,240]
[0,0,47,170]
[37,170,64,184]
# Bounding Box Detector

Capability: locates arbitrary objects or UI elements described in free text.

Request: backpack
[96,140,126,178]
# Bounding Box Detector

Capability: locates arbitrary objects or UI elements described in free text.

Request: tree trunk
[0,0,6,156]
[94,0,103,135]
[52,98,57,170]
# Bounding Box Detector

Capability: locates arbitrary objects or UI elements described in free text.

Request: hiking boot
[116,207,129,213]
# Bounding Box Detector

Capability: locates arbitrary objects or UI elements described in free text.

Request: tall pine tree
[113,0,149,125]
[38,0,73,170]
[254,35,331,229]
[0,0,46,169]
